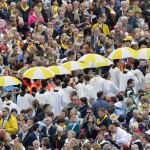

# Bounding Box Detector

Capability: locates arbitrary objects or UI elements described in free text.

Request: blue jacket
[92,99,110,118]
[67,122,81,137]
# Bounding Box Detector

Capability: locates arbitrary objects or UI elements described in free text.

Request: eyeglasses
[13,72,18,74]
[2,110,5,112]
[142,107,148,108]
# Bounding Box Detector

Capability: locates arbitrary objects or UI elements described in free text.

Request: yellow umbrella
[108,47,137,60]
[47,66,71,75]
[61,61,87,71]
[136,48,150,59]
[23,67,54,79]
[0,76,22,86]
[78,54,113,68]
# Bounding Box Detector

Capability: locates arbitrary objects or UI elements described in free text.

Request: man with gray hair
[129,109,139,128]
[41,117,57,142]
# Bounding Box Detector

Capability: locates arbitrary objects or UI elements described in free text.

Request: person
[96,107,112,129]
[50,79,68,116]
[109,122,132,147]
[26,123,42,147]
[33,140,41,150]
[41,117,56,142]
[125,79,135,97]
[18,124,30,149]
[109,59,121,88]
[51,126,67,150]
[76,74,96,101]
[79,97,90,118]
[65,130,76,145]
[90,68,108,96]
[92,91,110,118]
[3,93,20,114]
[17,84,34,111]
[35,80,55,107]
[82,115,97,139]
[67,114,81,138]
[78,133,89,148]
[0,107,18,135]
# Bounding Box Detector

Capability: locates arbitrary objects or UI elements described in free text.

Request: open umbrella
[0,76,22,86]
[108,47,137,60]
[61,61,87,71]
[136,48,150,59]
[23,67,54,79]
[78,54,113,68]
[47,66,71,75]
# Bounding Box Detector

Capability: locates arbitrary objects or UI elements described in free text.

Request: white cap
[114,102,123,108]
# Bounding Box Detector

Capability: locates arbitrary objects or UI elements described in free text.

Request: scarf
[21,4,29,12]
[52,5,58,14]
[97,115,107,125]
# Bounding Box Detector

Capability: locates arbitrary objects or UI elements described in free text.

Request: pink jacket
[28,14,44,26]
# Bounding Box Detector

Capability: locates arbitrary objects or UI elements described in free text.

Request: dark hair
[2,144,11,150]
[32,99,40,109]
[84,74,91,82]
[46,111,54,117]
[57,117,65,124]
[41,80,48,88]
[21,84,27,92]
[116,94,124,101]
[112,122,120,127]
[132,59,140,67]
[87,107,93,112]
[3,107,10,113]
[143,136,150,143]
[121,144,129,150]
[32,123,39,131]
[78,133,86,139]
[43,104,50,110]
[95,68,101,75]
[6,93,12,100]
[126,64,132,70]
[97,91,103,98]
[80,97,88,104]
[87,115,95,123]
[127,79,134,85]
[63,76,70,84]
[118,116,124,122]
[103,72,110,79]
[11,109,17,114]
[54,79,61,86]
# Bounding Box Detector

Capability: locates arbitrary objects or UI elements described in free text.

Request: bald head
[22,124,29,132]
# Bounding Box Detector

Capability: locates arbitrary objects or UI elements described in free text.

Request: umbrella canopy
[78,54,113,68]
[108,47,137,60]
[23,67,54,79]
[47,66,71,75]
[0,76,22,86]
[61,61,87,71]
[136,48,150,59]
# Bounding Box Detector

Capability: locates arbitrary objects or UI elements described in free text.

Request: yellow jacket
[0,115,18,135]
[92,23,110,36]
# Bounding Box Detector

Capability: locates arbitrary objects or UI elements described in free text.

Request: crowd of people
[0,0,150,149]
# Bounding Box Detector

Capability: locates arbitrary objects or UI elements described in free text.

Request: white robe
[35,91,55,108]
[17,94,34,111]
[62,86,76,104]
[119,71,139,93]
[131,69,145,92]
[76,83,96,100]
[50,88,68,116]
[145,73,150,84]
[3,100,20,114]
[90,76,108,95]
[109,67,121,88]
[105,80,119,97]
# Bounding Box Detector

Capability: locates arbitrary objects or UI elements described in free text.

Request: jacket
[18,132,30,149]
[92,23,110,36]
[0,115,18,135]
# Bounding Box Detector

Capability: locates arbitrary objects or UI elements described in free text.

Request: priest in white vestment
[90,68,108,96]
[17,85,34,111]
[50,79,68,116]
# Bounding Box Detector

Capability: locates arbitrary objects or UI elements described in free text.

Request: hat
[145,130,150,135]
[68,51,75,57]
[114,102,123,108]
[108,97,116,103]
[124,36,133,41]
[110,114,118,121]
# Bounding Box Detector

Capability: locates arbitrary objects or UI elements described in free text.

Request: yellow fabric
[52,5,58,14]
[1,2,8,9]
[96,115,107,125]
[15,39,20,47]
[0,115,18,135]
[58,136,61,140]
[39,7,42,12]
[92,23,110,36]
[27,44,33,51]
[21,4,29,12]
[61,43,68,50]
